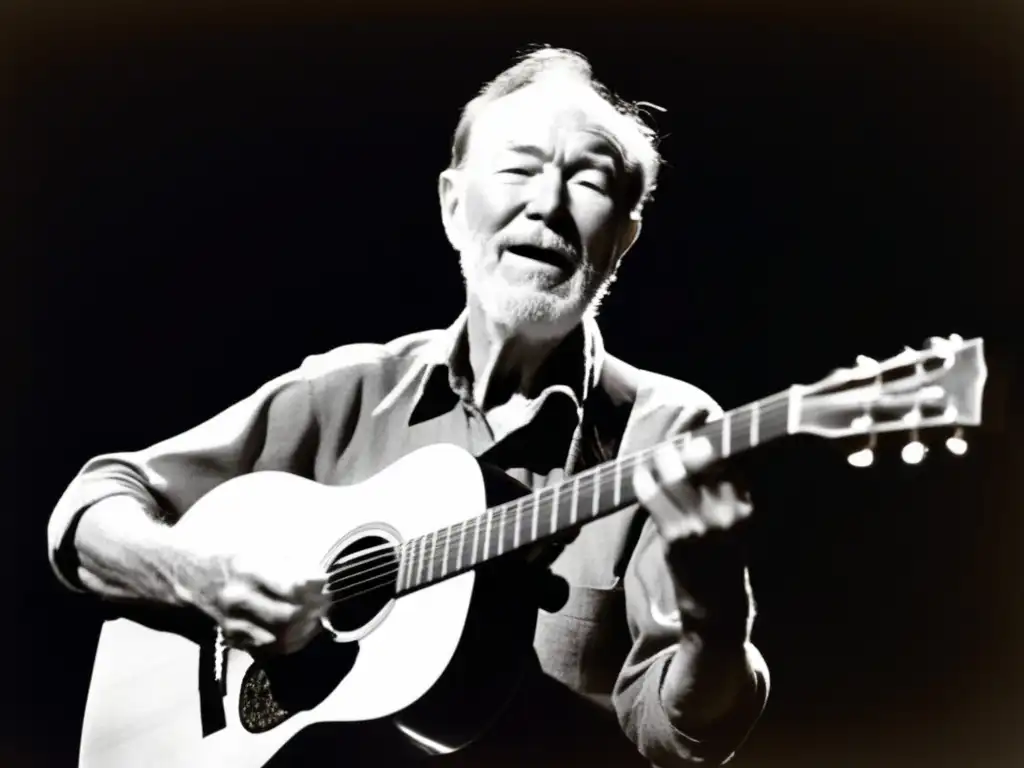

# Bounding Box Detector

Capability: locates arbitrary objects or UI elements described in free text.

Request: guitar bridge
[214,626,227,696]
[199,626,228,736]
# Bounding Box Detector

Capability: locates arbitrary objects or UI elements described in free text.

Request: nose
[523,165,567,221]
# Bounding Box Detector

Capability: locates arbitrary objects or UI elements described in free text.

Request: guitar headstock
[793,334,987,467]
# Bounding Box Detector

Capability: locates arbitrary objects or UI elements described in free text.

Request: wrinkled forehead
[467,78,639,166]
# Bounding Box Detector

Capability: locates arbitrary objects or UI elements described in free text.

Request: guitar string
[320,401,789,592]
[320,403,790,595]
[319,404,791,603]
[322,408,790,601]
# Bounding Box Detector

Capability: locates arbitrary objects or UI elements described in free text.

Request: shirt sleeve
[613,517,769,766]
[46,353,359,593]
[609,383,770,766]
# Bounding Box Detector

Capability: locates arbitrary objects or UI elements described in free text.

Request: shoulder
[296,327,446,390]
[601,351,723,423]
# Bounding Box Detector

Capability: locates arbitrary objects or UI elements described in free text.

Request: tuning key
[855,354,881,373]
[928,334,965,353]
[847,446,875,468]
[901,439,928,465]
[847,430,877,468]
[945,427,968,456]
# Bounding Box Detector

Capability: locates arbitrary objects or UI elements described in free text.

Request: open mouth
[504,245,574,270]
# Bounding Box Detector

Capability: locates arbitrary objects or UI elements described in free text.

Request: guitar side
[78,444,537,768]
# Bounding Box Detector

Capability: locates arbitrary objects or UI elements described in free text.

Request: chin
[480,283,586,338]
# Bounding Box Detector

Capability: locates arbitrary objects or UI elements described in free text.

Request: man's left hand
[632,430,753,636]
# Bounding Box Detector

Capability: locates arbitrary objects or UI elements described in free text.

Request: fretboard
[394,388,794,595]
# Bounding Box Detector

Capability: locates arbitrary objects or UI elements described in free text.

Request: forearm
[72,495,190,608]
[660,632,760,735]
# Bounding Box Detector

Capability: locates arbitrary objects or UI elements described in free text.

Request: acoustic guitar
[77,335,987,767]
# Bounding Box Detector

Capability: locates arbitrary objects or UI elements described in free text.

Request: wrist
[661,635,753,734]
[159,528,203,609]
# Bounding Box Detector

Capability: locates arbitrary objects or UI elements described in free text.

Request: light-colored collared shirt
[48,311,767,767]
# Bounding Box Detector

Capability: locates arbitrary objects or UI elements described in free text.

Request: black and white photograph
[2,1,1021,766]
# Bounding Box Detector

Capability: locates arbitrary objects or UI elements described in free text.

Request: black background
[3,2,1021,766]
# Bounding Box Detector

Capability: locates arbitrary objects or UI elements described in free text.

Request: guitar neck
[394,387,795,595]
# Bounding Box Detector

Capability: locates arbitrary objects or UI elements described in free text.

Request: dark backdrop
[3,2,1022,766]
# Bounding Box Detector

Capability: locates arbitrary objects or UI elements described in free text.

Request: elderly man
[48,47,769,766]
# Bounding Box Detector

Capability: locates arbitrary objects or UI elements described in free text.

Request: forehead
[468,78,633,162]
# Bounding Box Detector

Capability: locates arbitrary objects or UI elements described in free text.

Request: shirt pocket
[534,582,633,698]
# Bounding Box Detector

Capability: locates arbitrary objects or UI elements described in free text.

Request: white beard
[458,246,617,337]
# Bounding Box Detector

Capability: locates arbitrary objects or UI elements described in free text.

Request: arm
[610,389,769,766]
[612,517,769,766]
[48,366,321,606]
[613,518,769,766]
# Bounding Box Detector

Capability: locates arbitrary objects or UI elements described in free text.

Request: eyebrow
[503,143,620,172]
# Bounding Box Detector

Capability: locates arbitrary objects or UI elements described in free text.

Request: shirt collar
[409,308,606,424]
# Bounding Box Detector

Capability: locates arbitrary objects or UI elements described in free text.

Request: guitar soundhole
[325,533,399,635]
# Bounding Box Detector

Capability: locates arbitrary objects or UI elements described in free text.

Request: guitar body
[79,444,542,768]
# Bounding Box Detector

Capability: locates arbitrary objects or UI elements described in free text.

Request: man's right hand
[167,538,330,656]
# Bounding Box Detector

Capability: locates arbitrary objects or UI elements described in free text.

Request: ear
[438,168,464,252]
[610,216,642,271]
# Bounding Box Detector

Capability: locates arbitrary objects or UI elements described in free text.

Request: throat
[464,296,574,409]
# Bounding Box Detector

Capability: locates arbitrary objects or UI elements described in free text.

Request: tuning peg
[855,354,881,372]
[928,334,965,352]
[901,439,927,465]
[847,432,877,468]
[945,427,968,456]
[847,446,874,468]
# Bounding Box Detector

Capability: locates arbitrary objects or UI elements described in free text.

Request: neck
[465,299,569,409]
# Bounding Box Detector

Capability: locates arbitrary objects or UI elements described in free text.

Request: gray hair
[448,45,664,217]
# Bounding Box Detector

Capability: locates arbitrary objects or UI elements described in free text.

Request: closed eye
[574,175,610,193]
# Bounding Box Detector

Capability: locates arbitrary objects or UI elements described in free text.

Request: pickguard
[238,632,360,733]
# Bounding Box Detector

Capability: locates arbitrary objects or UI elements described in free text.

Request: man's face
[440,77,642,339]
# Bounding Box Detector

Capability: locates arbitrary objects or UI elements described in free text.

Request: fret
[786,387,799,434]
[591,465,600,518]
[614,460,622,506]
[722,412,731,457]
[550,485,560,535]
[415,536,425,587]
[513,497,522,549]
[497,505,505,556]
[471,513,482,565]
[458,519,468,570]
[427,531,437,581]
[531,490,540,543]
[441,525,451,578]
[406,539,416,589]
[482,508,493,562]
[570,476,579,525]
[750,401,760,446]
[396,543,407,592]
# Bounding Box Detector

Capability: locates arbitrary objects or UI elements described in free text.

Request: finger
[222,618,277,651]
[651,444,701,512]
[633,459,706,540]
[700,482,755,530]
[220,581,301,628]
[280,613,324,655]
[667,406,713,435]
[678,435,717,478]
[254,567,328,604]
